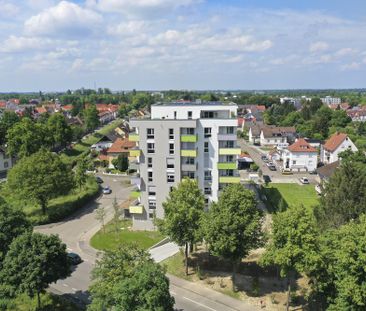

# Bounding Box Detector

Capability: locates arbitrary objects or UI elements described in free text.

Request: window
[169,143,174,155]
[188,111,192,119]
[174,111,177,119]
[227,127,234,134]
[226,155,234,162]
[167,173,175,183]
[205,198,209,205]
[182,171,195,179]
[167,158,175,169]
[204,142,209,153]
[204,187,211,195]
[148,171,153,182]
[147,143,155,154]
[149,213,154,219]
[204,170,212,181]
[4,161,8,168]
[183,157,195,165]
[292,160,296,165]
[170,186,174,192]
[148,200,156,209]
[147,157,152,168]
[204,127,211,138]
[169,128,174,140]
[148,186,156,196]
[147,128,154,139]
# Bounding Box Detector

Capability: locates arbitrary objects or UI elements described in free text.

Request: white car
[102,186,112,194]
[299,177,309,184]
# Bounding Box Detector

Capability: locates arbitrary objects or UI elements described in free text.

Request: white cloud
[24,1,103,37]
[0,35,53,53]
[341,62,361,71]
[107,20,148,36]
[0,1,20,18]
[309,41,329,53]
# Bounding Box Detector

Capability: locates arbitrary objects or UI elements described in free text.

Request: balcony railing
[130,190,141,199]
[181,164,196,171]
[129,133,140,142]
[219,148,241,155]
[217,133,237,141]
[217,162,237,170]
[181,134,198,143]
[219,176,241,184]
[129,148,141,157]
[129,204,144,214]
[181,149,197,157]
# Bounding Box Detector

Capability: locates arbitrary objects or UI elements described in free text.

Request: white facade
[0,150,13,173]
[321,136,358,164]
[321,96,341,105]
[283,150,317,172]
[260,132,287,146]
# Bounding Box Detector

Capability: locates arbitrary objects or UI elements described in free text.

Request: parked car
[96,176,103,184]
[67,252,82,265]
[299,177,309,184]
[263,175,271,183]
[103,186,112,194]
[268,165,276,171]
[282,168,293,175]
[261,155,269,162]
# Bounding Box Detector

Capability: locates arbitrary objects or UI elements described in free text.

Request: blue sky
[0,0,365,92]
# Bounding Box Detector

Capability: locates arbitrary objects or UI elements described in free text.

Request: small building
[237,152,253,170]
[260,126,296,146]
[91,133,118,152]
[0,147,13,177]
[321,133,358,165]
[282,138,318,172]
[107,138,136,161]
[316,161,340,184]
[248,124,261,144]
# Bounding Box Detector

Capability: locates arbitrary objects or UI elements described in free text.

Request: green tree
[315,161,366,229]
[112,155,129,172]
[0,111,20,145]
[95,206,107,233]
[6,118,49,158]
[0,232,71,309]
[261,205,319,310]
[311,106,333,139]
[84,105,100,131]
[160,178,205,275]
[7,149,74,214]
[0,201,31,263]
[204,184,263,290]
[112,197,120,234]
[74,159,88,189]
[47,113,72,148]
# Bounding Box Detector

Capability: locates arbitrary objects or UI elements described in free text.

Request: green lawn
[90,219,164,251]
[260,183,319,212]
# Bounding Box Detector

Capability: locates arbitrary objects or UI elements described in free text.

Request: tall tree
[0,201,31,264]
[84,104,100,131]
[315,161,366,229]
[204,184,263,290]
[95,206,107,233]
[261,205,319,310]
[6,117,49,158]
[7,149,74,214]
[47,113,72,149]
[74,158,88,189]
[0,232,71,309]
[160,178,205,275]
[112,155,129,172]
[0,111,20,145]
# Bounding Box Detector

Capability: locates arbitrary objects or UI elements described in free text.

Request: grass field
[261,183,319,212]
[90,219,164,251]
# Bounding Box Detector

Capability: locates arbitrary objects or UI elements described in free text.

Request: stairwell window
[147,128,154,139]
[169,143,174,155]
[188,111,192,119]
[147,143,155,154]
[169,128,174,140]
[148,171,153,182]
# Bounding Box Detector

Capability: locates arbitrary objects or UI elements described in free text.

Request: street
[36,174,257,311]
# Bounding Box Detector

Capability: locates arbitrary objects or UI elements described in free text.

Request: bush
[250,163,259,171]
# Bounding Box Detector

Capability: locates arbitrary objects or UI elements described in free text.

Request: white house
[321,132,358,164]
[0,147,13,175]
[282,138,318,172]
[259,126,296,146]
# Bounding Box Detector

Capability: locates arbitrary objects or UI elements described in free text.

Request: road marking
[62,283,69,287]
[183,297,217,311]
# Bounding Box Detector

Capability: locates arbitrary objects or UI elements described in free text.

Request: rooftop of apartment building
[153,100,236,107]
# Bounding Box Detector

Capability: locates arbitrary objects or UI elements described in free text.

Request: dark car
[261,155,269,162]
[96,176,103,184]
[263,175,271,183]
[67,252,83,265]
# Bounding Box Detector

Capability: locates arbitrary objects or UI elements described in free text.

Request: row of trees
[0,201,71,309]
[262,155,366,310]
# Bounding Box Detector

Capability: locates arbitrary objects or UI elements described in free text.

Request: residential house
[321,132,358,164]
[248,124,261,144]
[91,132,118,152]
[106,138,136,164]
[347,108,366,122]
[328,103,350,111]
[0,147,13,176]
[259,126,296,146]
[282,138,318,172]
[316,161,340,184]
[237,152,253,170]
[96,104,119,124]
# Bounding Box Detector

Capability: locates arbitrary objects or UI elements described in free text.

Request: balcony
[181,134,197,143]
[181,164,196,171]
[217,162,237,170]
[181,149,197,157]
[219,176,241,184]
[130,190,141,199]
[129,204,144,214]
[129,160,139,170]
[218,134,237,141]
[129,133,140,142]
[129,148,141,157]
[131,175,141,187]
[219,148,241,155]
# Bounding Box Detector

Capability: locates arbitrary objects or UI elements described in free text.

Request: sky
[0,0,365,92]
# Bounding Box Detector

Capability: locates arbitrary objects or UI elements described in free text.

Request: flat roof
[153,101,237,107]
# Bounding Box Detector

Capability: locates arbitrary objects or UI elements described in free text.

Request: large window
[169,128,174,140]
[204,127,211,138]
[167,158,175,169]
[147,157,152,168]
[147,143,155,154]
[148,200,156,210]
[167,173,175,183]
[169,143,174,155]
[148,171,153,182]
[204,142,209,153]
[147,128,155,139]
[148,186,156,196]
[204,170,212,181]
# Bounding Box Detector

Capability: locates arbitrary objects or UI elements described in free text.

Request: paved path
[36,174,257,311]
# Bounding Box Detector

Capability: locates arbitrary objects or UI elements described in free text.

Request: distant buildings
[321,96,341,105]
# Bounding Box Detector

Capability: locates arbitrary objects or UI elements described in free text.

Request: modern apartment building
[128,101,240,230]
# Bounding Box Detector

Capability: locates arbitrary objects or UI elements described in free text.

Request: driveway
[36,174,257,311]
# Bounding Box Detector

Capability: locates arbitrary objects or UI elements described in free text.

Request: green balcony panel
[219,176,241,184]
[129,205,144,214]
[130,191,141,199]
[129,149,141,157]
[129,134,140,142]
[219,148,241,155]
[181,150,197,157]
[217,162,237,170]
[181,134,197,143]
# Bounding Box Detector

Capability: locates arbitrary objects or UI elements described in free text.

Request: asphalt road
[36,174,256,311]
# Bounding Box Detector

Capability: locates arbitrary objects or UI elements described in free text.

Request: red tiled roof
[35,107,47,114]
[62,105,73,111]
[256,105,266,111]
[107,138,136,154]
[323,133,348,152]
[239,152,251,159]
[288,138,317,153]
